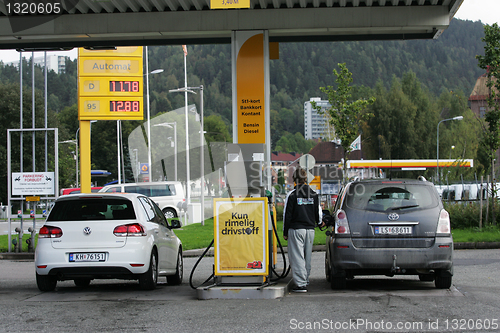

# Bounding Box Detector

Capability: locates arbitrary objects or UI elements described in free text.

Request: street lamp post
[437,116,463,184]
[169,85,204,224]
[154,122,177,181]
[166,137,177,181]
[133,148,139,182]
[145,46,164,182]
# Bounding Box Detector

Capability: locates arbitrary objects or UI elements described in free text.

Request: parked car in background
[35,193,183,291]
[274,195,285,207]
[324,178,453,290]
[60,187,103,195]
[99,182,185,219]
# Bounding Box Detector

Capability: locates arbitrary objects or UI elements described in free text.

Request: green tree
[476,23,500,225]
[313,63,375,181]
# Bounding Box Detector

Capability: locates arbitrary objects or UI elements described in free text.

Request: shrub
[444,200,500,229]
[275,204,284,222]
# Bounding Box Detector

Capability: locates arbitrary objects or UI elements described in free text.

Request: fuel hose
[189,239,215,289]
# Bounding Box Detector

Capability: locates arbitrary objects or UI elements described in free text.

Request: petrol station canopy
[0,0,464,49]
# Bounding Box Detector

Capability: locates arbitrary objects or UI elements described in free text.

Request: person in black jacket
[283,167,323,292]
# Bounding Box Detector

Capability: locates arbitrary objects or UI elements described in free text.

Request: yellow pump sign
[214,198,268,276]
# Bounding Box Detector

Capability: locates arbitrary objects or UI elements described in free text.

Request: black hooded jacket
[283,184,322,237]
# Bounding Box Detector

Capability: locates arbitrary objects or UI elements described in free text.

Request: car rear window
[345,183,438,212]
[47,198,136,221]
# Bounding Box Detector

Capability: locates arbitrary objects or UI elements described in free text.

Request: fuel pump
[190,144,287,290]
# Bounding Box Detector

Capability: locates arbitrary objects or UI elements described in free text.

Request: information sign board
[11,172,55,196]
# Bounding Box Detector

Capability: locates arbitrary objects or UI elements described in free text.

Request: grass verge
[451,226,500,243]
[1,222,499,253]
[174,222,500,251]
[0,234,37,253]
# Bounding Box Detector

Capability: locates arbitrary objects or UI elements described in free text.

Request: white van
[99,181,185,218]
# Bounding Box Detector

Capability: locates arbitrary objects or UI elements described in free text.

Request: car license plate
[374,226,412,235]
[69,253,106,262]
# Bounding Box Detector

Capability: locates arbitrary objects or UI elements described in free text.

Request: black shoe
[292,286,307,293]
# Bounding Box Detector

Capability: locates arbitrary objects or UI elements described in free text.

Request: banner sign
[235,32,266,144]
[12,172,55,196]
[214,198,268,276]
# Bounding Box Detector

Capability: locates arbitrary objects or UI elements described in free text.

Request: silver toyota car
[324,178,453,289]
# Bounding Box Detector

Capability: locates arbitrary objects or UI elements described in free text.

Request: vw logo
[83,227,92,235]
[388,213,400,221]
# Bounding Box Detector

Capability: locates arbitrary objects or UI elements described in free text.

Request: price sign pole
[77,47,144,193]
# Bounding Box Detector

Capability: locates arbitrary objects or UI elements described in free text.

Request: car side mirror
[170,219,182,229]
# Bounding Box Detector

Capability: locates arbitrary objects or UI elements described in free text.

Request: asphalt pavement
[1,249,499,332]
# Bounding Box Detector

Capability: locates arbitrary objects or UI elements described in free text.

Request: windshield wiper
[391,204,419,211]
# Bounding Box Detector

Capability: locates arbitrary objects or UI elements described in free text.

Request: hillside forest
[0,18,492,203]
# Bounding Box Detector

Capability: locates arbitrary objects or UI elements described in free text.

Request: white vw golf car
[35,192,183,291]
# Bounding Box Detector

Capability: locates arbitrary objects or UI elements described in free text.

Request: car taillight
[335,210,350,234]
[436,209,451,235]
[113,223,146,237]
[39,226,63,238]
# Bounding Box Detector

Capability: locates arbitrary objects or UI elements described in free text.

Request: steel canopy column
[231,30,271,192]
[79,120,91,193]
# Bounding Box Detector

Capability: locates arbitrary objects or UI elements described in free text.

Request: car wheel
[330,275,347,290]
[167,249,183,285]
[329,263,347,290]
[435,275,452,289]
[163,208,177,219]
[419,274,434,282]
[74,278,91,288]
[36,273,57,292]
[325,252,331,282]
[139,251,158,290]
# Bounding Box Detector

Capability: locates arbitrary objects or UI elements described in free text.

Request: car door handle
[154,230,159,234]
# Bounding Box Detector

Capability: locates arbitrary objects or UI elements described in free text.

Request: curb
[454,242,500,249]
[1,243,499,260]
[0,253,34,260]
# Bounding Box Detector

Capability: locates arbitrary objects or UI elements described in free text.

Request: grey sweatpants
[288,228,315,288]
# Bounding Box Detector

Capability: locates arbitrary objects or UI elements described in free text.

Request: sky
[0,0,498,64]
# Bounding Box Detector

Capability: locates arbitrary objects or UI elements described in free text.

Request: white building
[6,54,66,74]
[304,97,333,140]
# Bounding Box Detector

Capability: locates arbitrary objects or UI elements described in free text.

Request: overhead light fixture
[15,47,73,52]
[83,46,117,50]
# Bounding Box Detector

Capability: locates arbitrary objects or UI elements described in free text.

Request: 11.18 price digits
[110,101,140,112]
[109,81,140,92]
